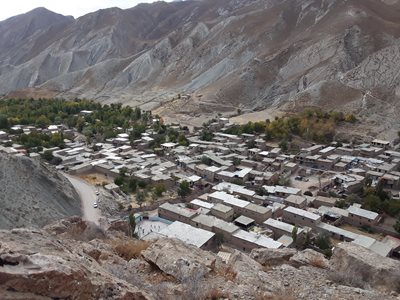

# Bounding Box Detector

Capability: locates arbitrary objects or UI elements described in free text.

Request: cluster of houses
[1,114,400,257]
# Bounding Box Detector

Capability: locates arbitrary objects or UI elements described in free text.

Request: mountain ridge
[0,0,400,137]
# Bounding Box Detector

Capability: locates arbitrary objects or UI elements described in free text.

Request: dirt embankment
[0,153,81,229]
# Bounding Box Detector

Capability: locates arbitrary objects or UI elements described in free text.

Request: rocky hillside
[0,217,399,300]
[0,153,81,229]
[1,0,400,135]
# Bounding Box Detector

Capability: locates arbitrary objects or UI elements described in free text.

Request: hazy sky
[0,0,165,21]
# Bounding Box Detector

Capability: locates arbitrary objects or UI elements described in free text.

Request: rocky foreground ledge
[0,217,399,300]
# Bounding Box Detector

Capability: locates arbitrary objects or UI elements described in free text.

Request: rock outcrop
[250,248,297,266]
[330,242,400,293]
[0,217,398,300]
[142,238,216,282]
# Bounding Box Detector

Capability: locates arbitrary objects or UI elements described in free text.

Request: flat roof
[159,203,197,219]
[264,218,303,234]
[191,214,238,233]
[209,191,249,208]
[315,196,338,205]
[285,195,307,205]
[348,205,379,220]
[234,215,255,226]
[244,203,271,214]
[190,199,214,209]
[211,203,233,213]
[213,182,255,197]
[158,221,215,248]
[284,206,321,221]
[232,230,282,249]
[264,185,301,195]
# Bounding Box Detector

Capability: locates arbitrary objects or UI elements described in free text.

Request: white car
[93,202,98,208]
[95,191,100,196]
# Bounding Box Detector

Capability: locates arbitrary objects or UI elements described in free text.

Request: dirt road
[65,174,102,225]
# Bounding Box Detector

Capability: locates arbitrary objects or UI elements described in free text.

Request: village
[1,109,400,260]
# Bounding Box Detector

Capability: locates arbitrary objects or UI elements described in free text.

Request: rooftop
[264,218,303,234]
[158,221,215,248]
[348,205,379,220]
[234,215,255,226]
[284,206,321,221]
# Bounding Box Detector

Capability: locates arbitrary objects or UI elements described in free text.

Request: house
[190,199,214,210]
[263,185,301,198]
[371,139,391,149]
[282,206,321,227]
[208,191,250,216]
[234,215,255,229]
[217,167,252,183]
[318,206,348,222]
[190,214,239,244]
[284,195,307,209]
[158,203,197,224]
[230,230,282,252]
[210,203,235,222]
[263,218,304,239]
[153,221,215,250]
[242,203,272,224]
[346,204,381,227]
[381,174,400,189]
[318,146,336,158]
[161,142,178,151]
[204,166,221,182]
[313,196,338,208]
[213,182,256,200]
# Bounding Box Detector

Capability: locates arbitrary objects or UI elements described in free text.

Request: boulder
[0,228,151,300]
[142,238,216,282]
[330,242,400,293]
[289,249,329,269]
[250,248,297,266]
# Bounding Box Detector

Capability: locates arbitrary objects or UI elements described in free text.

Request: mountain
[0,153,81,229]
[1,0,400,136]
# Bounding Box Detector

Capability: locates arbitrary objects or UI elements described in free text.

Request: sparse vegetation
[113,240,151,261]
[225,109,358,143]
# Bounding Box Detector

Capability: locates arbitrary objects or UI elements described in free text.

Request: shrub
[113,240,151,261]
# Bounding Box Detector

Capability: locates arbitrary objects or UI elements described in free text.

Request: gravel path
[65,175,102,225]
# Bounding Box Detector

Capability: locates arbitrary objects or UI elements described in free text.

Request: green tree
[201,156,212,166]
[178,134,189,146]
[154,184,166,197]
[128,213,136,237]
[35,115,51,128]
[114,176,124,186]
[315,233,332,258]
[136,191,145,207]
[394,219,400,234]
[41,150,54,162]
[178,180,191,198]
[292,226,298,243]
[363,194,382,213]
[279,140,288,152]
[0,114,9,129]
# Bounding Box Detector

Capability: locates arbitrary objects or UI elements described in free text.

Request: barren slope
[0,0,400,136]
[0,153,81,229]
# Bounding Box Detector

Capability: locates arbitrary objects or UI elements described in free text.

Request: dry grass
[113,240,151,261]
[205,288,229,300]
[215,265,237,281]
[309,256,328,269]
